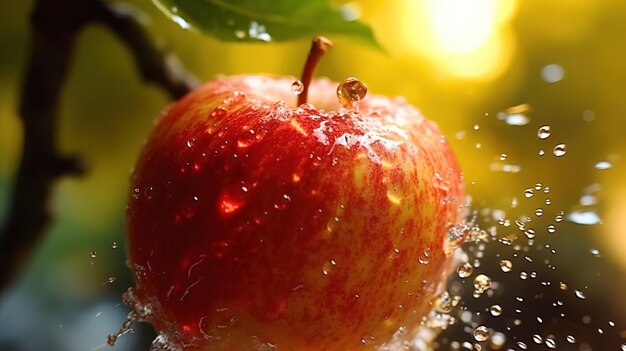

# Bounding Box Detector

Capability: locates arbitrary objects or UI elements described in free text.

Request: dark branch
[0,0,197,296]
[94,2,199,99]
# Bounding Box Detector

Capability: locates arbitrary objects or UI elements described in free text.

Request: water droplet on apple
[538,149,545,156]
[537,125,551,139]
[322,260,337,275]
[90,250,97,258]
[418,248,431,264]
[553,143,567,157]
[547,224,557,233]
[273,194,291,210]
[111,241,118,249]
[473,325,490,342]
[186,137,196,148]
[532,334,543,344]
[291,80,304,95]
[337,77,367,111]
[131,187,141,200]
[210,106,227,118]
[524,188,534,198]
[499,153,507,160]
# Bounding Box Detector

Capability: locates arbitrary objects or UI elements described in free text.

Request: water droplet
[111,242,118,249]
[273,194,291,210]
[500,259,513,272]
[473,124,480,131]
[291,80,304,95]
[186,137,196,148]
[457,262,473,278]
[535,208,543,216]
[322,260,336,275]
[532,334,543,344]
[547,224,557,233]
[524,228,536,239]
[524,188,534,198]
[566,335,576,344]
[90,251,97,258]
[210,106,227,118]
[567,210,601,225]
[621,343,626,351]
[538,149,545,156]
[473,274,492,293]
[337,77,367,110]
[574,289,586,299]
[517,341,528,350]
[555,211,564,222]
[234,30,246,39]
[432,291,457,314]
[474,325,490,342]
[499,153,507,161]
[490,304,503,316]
[553,143,567,157]
[537,125,551,139]
[418,248,431,264]
[590,248,601,257]
[131,187,140,200]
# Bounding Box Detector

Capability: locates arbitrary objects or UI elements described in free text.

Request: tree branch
[0,0,198,296]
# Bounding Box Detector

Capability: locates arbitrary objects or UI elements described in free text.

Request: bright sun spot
[399,0,518,80]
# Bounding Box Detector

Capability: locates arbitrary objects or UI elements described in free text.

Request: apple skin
[126,75,465,350]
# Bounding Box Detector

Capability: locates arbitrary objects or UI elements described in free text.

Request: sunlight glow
[399,0,518,80]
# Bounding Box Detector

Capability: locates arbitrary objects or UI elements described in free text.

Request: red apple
[124,38,465,350]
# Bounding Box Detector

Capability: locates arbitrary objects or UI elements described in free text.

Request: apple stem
[298,36,332,106]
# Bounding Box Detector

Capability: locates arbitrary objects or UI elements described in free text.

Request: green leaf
[151,0,382,49]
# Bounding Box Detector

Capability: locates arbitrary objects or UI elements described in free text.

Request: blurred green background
[1,0,626,350]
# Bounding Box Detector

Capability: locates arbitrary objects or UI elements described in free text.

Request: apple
[123,37,465,350]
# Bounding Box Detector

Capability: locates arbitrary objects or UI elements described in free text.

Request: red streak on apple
[127,74,465,350]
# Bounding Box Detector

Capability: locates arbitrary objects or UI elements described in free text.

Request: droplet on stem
[291,80,304,95]
[337,77,367,111]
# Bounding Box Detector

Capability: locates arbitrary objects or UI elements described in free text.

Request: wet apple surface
[126,75,465,350]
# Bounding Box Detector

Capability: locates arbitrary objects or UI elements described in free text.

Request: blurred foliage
[1,0,626,350]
